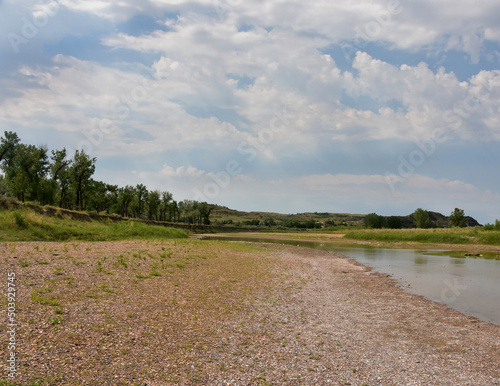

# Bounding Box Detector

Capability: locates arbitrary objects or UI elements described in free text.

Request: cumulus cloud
[107,168,498,223]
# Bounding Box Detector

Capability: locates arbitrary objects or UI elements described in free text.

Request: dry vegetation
[0,239,499,385]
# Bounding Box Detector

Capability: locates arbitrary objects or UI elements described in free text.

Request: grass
[49,316,63,325]
[343,228,500,245]
[0,206,189,242]
[30,292,61,306]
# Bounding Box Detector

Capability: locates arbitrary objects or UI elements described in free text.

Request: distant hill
[210,205,365,227]
[210,206,482,229]
[396,211,481,228]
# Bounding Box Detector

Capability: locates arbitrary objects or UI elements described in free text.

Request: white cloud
[100,9,500,142]
[107,168,499,223]
[1,0,500,222]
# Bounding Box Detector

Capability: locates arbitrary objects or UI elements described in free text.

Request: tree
[387,216,402,229]
[146,190,161,220]
[414,208,429,228]
[160,191,173,221]
[117,185,135,217]
[70,150,96,210]
[88,180,118,213]
[169,200,179,222]
[5,144,49,203]
[449,208,466,227]
[179,200,199,224]
[198,202,212,225]
[364,213,386,229]
[51,149,71,208]
[0,131,20,166]
[135,184,148,218]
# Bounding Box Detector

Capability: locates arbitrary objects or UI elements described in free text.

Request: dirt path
[1,240,498,385]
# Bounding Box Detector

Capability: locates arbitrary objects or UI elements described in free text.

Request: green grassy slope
[0,204,189,242]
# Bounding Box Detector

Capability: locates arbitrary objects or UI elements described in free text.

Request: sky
[0,0,499,223]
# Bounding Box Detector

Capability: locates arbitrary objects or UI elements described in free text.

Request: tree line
[364,208,480,229]
[0,132,212,224]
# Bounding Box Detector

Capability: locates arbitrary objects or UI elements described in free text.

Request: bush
[387,216,402,229]
[364,213,386,229]
[483,220,500,231]
[13,211,26,228]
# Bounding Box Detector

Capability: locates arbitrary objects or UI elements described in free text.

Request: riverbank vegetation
[344,227,500,245]
[0,131,213,225]
[0,200,188,241]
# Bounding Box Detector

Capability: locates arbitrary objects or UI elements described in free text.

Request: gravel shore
[1,240,498,385]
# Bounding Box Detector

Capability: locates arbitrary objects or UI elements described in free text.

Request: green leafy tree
[146,190,161,220]
[387,216,402,229]
[50,148,72,208]
[198,202,212,225]
[364,213,386,229]
[179,200,199,224]
[169,200,179,222]
[414,208,429,228]
[0,131,20,166]
[449,208,466,227]
[88,180,118,213]
[70,150,96,210]
[135,184,148,218]
[6,144,49,203]
[117,185,135,217]
[159,191,173,221]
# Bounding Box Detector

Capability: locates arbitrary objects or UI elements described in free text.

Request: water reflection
[451,258,467,265]
[414,256,428,265]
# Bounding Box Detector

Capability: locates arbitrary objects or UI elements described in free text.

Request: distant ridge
[210,205,482,228]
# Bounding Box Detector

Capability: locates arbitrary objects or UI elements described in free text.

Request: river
[200,235,500,325]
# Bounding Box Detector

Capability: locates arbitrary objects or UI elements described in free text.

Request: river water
[200,236,500,325]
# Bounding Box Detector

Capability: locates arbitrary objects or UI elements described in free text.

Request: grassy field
[343,227,500,245]
[0,207,189,242]
[217,227,500,247]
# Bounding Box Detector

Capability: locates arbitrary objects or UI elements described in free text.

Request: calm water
[200,236,500,325]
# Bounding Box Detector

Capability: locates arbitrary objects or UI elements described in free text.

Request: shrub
[387,216,402,229]
[13,211,26,228]
[483,220,500,231]
[364,213,386,229]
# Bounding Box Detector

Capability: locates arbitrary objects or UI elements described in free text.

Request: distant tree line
[364,207,495,229]
[0,131,212,224]
[215,218,322,229]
